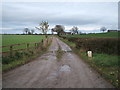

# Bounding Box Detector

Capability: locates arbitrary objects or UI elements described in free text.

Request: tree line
[23,21,107,35]
[23,28,35,35]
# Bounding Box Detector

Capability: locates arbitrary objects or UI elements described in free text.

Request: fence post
[27,43,29,50]
[10,45,13,56]
[47,38,48,45]
[41,39,43,44]
[35,43,36,49]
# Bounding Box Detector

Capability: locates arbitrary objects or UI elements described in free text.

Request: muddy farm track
[3,37,114,88]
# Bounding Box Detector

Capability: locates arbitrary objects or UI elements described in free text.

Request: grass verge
[2,48,47,72]
[2,38,52,72]
[59,37,119,88]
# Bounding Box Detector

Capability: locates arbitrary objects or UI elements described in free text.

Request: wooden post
[47,38,48,45]
[41,39,43,43]
[27,43,29,50]
[10,45,13,56]
[35,43,37,49]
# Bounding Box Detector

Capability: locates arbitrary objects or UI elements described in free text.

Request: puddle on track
[47,72,58,81]
[59,65,71,72]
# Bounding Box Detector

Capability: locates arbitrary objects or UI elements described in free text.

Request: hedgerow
[60,36,119,55]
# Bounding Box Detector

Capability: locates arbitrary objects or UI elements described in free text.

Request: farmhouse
[65,32,71,35]
[107,30,118,32]
[60,31,66,35]
[60,32,71,35]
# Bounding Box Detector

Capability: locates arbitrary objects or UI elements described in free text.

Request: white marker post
[87,51,92,58]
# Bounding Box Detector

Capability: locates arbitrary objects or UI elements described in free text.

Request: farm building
[65,32,71,35]
[60,32,71,35]
[107,30,118,32]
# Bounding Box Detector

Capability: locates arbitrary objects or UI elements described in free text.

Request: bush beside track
[60,36,120,55]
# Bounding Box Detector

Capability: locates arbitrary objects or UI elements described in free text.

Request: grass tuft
[56,45,64,62]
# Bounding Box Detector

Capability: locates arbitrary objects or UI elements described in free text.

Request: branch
[35,27,40,30]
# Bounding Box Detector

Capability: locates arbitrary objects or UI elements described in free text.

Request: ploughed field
[2,35,46,52]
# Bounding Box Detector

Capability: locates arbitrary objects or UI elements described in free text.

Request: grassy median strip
[56,44,65,62]
[60,37,119,88]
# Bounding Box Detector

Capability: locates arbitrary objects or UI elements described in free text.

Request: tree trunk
[58,32,60,36]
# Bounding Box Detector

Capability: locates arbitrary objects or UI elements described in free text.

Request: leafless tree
[70,26,79,34]
[31,29,35,34]
[24,28,29,34]
[35,21,49,34]
[100,27,107,32]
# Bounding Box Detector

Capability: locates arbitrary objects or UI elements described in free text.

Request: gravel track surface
[3,37,114,88]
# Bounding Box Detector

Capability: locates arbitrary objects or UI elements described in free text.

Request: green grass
[2,37,52,72]
[2,35,46,52]
[79,52,119,87]
[2,49,47,72]
[64,32,119,38]
[60,37,119,88]
[56,45,65,62]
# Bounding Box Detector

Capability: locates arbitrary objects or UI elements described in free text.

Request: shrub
[2,56,15,64]
[76,38,119,55]
[2,51,34,64]
[61,36,119,55]
[15,51,24,59]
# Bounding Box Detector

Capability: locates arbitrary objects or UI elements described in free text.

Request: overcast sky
[2,2,118,34]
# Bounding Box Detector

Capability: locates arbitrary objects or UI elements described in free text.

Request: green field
[64,32,119,38]
[2,35,46,52]
[2,35,52,72]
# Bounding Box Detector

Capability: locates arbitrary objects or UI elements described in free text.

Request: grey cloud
[2,2,118,34]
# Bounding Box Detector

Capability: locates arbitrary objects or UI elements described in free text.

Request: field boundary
[2,37,53,72]
[1,41,42,53]
[59,36,119,55]
[1,37,52,56]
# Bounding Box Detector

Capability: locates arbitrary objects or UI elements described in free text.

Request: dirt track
[3,37,114,88]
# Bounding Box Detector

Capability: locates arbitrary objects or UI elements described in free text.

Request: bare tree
[53,25,65,36]
[35,21,49,34]
[70,26,79,34]
[28,31,32,35]
[100,27,107,32]
[31,29,35,34]
[24,28,29,34]
[51,28,54,35]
